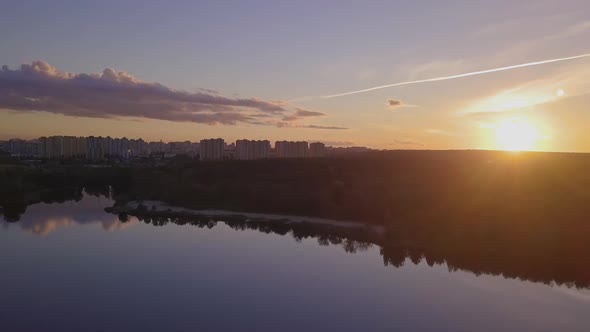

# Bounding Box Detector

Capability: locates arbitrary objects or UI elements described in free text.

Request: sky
[1,0,589,151]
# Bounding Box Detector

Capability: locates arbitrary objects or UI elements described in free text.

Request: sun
[494,117,540,151]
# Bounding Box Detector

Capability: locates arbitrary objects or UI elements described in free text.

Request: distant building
[62,136,77,158]
[37,136,86,159]
[200,138,224,160]
[148,140,167,155]
[39,136,62,159]
[38,137,49,158]
[308,142,326,157]
[86,136,105,160]
[3,135,346,161]
[117,137,130,158]
[38,136,60,159]
[73,137,87,157]
[275,141,308,158]
[224,142,235,159]
[236,140,271,160]
[34,135,184,160]
[169,141,195,156]
[191,142,200,154]
[7,139,38,158]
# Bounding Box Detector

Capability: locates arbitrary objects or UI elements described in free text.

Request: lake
[1,192,589,332]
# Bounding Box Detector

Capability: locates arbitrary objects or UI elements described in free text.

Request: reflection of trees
[84,185,111,198]
[4,186,590,289]
[94,153,590,288]
[3,155,590,290]
[130,212,375,255]
[0,165,124,222]
[378,238,590,289]
[1,202,27,223]
[122,209,590,289]
[1,191,127,235]
[381,247,407,268]
[0,187,105,222]
[118,213,129,223]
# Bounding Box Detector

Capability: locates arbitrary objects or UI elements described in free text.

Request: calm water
[1,193,589,332]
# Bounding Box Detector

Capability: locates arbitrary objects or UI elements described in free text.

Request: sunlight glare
[494,117,540,151]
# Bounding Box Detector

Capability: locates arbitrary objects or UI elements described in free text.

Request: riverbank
[108,200,385,235]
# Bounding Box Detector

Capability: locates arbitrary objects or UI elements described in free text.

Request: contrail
[290,52,590,102]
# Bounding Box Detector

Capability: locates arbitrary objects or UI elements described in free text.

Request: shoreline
[112,200,385,235]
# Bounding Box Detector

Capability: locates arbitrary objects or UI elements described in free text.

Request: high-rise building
[275,141,308,158]
[236,140,271,160]
[200,138,224,160]
[38,137,48,159]
[73,137,87,157]
[6,135,333,161]
[38,136,63,159]
[309,142,326,157]
[148,141,165,154]
[7,139,38,158]
[169,141,194,155]
[37,136,85,159]
[86,136,105,160]
[102,136,114,157]
[52,136,64,158]
[62,136,77,158]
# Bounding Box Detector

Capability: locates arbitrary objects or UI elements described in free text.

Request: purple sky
[1,0,590,151]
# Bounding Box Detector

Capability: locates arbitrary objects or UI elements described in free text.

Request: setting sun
[494,117,540,151]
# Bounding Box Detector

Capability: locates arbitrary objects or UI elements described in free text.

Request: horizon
[2,1,590,152]
[3,3,590,331]
[5,133,590,154]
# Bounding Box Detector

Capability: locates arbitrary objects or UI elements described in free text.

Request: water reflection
[2,192,589,290]
[1,191,135,235]
[0,184,111,222]
[125,212,590,289]
[1,195,590,332]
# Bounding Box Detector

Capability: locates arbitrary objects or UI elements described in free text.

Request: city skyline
[1,135,349,148]
[3,3,590,332]
[1,135,336,160]
[2,1,590,152]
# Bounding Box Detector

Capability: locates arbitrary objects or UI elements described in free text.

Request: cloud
[196,87,219,95]
[275,108,344,129]
[392,139,425,147]
[319,140,354,146]
[0,61,294,126]
[387,99,417,109]
[388,99,403,107]
[282,108,326,121]
[460,63,590,115]
[425,129,456,136]
[294,108,325,117]
[405,59,467,81]
[482,19,590,64]
[386,99,418,110]
[304,125,348,130]
[275,122,348,130]
[291,52,590,101]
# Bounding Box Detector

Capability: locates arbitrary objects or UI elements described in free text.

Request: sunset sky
[1,0,589,151]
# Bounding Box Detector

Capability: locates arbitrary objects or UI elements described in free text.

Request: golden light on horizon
[494,117,540,151]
